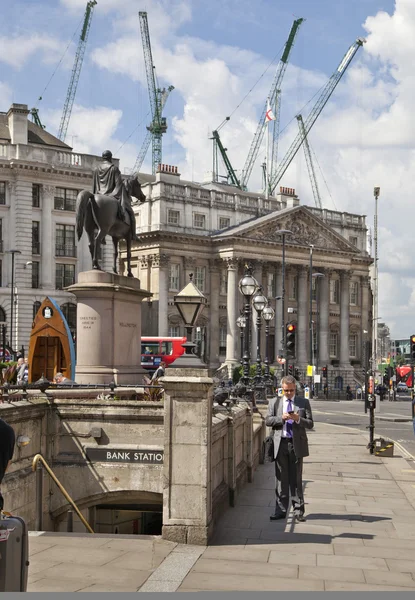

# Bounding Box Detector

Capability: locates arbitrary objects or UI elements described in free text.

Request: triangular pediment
[214,206,359,253]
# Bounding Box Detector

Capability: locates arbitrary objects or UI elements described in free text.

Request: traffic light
[294,367,299,380]
[286,323,296,358]
[411,335,415,363]
[288,364,294,376]
[322,365,328,379]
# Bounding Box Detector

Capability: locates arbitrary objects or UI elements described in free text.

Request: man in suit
[54,373,76,385]
[0,418,15,511]
[265,374,314,523]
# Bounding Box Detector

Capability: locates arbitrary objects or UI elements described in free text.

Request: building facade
[127,165,373,389]
[0,103,113,353]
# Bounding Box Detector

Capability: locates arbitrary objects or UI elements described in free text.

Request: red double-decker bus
[141,336,186,371]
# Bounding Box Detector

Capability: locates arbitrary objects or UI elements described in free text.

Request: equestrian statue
[76,150,146,277]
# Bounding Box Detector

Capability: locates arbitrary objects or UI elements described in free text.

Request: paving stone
[29,562,152,588]
[364,570,415,588]
[179,572,324,591]
[30,544,127,566]
[202,546,270,562]
[78,582,141,592]
[299,565,365,583]
[334,543,415,561]
[191,558,298,578]
[324,581,415,591]
[268,550,317,566]
[317,552,387,570]
[28,578,91,592]
[386,558,415,573]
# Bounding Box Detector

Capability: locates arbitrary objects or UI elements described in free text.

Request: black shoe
[294,513,306,522]
[270,512,286,521]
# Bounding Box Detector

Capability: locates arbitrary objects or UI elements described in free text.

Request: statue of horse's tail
[76,190,93,241]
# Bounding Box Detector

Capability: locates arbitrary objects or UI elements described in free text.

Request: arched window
[60,302,77,337]
[0,307,6,323]
[33,301,41,320]
[334,375,343,391]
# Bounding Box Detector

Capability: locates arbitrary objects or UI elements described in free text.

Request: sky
[1,0,413,339]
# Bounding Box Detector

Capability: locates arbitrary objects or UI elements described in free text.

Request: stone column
[209,259,220,369]
[152,253,169,337]
[340,270,351,366]
[41,185,54,288]
[225,258,239,371]
[274,263,282,359]
[297,266,308,366]
[319,268,330,365]
[162,367,213,545]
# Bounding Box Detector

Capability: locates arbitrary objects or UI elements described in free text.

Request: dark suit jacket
[265,395,314,459]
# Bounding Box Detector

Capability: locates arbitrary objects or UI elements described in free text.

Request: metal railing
[32,454,94,534]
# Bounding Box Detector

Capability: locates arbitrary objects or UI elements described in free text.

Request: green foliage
[142,376,164,402]
[232,365,275,384]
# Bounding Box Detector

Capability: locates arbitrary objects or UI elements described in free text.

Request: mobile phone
[288,410,294,414]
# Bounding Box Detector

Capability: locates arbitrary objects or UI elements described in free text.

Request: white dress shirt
[282,396,296,438]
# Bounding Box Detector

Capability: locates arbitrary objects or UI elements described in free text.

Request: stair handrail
[32,453,94,534]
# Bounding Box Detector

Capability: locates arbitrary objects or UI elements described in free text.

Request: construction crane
[30,108,45,129]
[57,0,97,142]
[138,11,174,175]
[296,114,322,209]
[240,18,304,191]
[133,85,174,174]
[269,37,366,194]
[211,127,241,188]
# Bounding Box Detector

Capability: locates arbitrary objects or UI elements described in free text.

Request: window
[61,302,77,336]
[0,182,5,205]
[194,266,206,291]
[349,281,358,305]
[32,184,41,208]
[349,333,357,358]
[219,325,227,354]
[289,275,297,300]
[54,187,77,211]
[31,261,40,288]
[330,279,339,304]
[330,332,338,357]
[219,216,230,230]
[167,209,180,225]
[267,272,275,298]
[220,269,228,295]
[56,224,76,257]
[193,213,206,229]
[33,301,41,319]
[349,236,358,247]
[32,221,40,254]
[169,263,180,291]
[169,325,180,337]
[56,264,75,289]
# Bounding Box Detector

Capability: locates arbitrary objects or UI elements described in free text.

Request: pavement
[27,420,415,592]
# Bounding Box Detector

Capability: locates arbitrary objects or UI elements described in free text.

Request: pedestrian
[17,357,28,384]
[265,374,314,522]
[54,372,76,385]
[0,417,15,511]
[151,361,166,382]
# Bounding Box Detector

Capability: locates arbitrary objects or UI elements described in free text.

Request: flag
[265,100,276,122]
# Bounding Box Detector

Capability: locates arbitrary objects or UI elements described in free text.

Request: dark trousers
[274,438,304,515]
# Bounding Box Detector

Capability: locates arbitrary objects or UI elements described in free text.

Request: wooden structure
[28,297,76,382]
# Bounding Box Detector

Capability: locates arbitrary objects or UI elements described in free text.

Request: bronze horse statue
[75,176,145,277]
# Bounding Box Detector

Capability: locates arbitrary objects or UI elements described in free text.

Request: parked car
[397,382,408,392]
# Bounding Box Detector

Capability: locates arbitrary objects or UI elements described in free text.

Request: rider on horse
[92,150,138,241]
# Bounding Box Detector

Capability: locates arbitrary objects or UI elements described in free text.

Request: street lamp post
[238,265,259,386]
[263,302,275,394]
[276,229,292,375]
[173,273,207,367]
[252,288,268,397]
[6,249,21,357]
[373,186,380,377]
[236,313,246,363]
[312,272,324,397]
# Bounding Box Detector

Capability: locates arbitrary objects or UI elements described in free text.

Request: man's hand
[291,412,300,423]
[282,412,291,421]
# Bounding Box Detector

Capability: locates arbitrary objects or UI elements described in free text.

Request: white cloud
[0,34,63,69]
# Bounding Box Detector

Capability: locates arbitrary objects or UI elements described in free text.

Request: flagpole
[265,98,269,200]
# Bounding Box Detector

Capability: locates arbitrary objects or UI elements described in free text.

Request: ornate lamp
[262,302,275,391]
[174,273,207,366]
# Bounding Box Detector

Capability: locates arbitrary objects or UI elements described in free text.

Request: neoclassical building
[126,165,373,389]
[0,103,113,352]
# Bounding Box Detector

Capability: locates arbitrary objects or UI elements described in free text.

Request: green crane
[57,0,97,142]
[138,11,174,175]
[211,127,241,188]
[269,37,366,194]
[296,114,322,209]
[240,18,304,191]
[30,108,45,129]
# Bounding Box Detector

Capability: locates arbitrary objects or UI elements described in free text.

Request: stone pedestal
[162,367,213,545]
[67,270,150,384]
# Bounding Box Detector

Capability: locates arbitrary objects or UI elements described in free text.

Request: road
[311,395,415,460]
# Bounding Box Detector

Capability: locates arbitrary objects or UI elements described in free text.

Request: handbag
[263,434,275,463]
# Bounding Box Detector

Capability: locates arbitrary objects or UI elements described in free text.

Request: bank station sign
[86,448,164,464]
